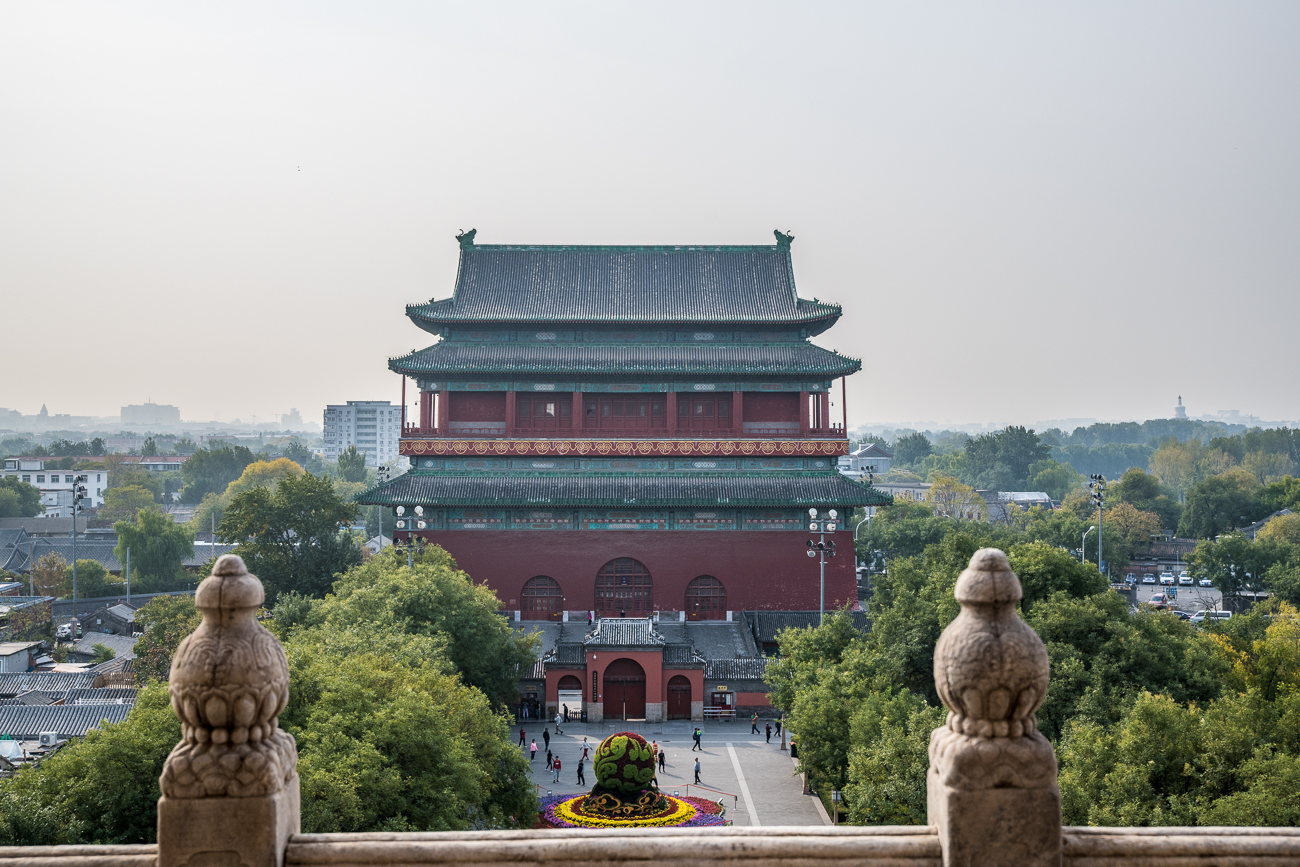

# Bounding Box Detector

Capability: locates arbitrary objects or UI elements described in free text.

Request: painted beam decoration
[400,438,850,457]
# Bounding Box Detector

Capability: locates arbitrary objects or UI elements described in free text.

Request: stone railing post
[928,549,1061,867]
[158,555,300,867]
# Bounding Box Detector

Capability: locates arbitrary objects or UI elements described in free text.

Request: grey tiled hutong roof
[664,644,707,666]
[360,471,888,509]
[0,704,132,740]
[407,245,840,331]
[0,672,98,698]
[583,618,664,647]
[704,658,772,680]
[390,341,861,378]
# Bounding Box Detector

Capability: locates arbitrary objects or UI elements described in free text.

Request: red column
[401,376,407,431]
[419,391,432,431]
[666,392,678,434]
[819,392,829,433]
[732,390,743,436]
[841,376,847,432]
[799,390,810,437]
[572,391,582,433]
[505,390,516,436]
[438,390,450,433]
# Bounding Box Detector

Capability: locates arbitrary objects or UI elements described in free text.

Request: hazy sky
[3,2,1297,430]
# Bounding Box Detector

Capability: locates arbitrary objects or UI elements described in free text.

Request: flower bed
[539,793,727,828]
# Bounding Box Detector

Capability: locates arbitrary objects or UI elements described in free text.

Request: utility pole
[126,547,131,605]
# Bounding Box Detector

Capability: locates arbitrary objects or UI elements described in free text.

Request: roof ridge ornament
[774,229,794,249]
[457,228,477,249]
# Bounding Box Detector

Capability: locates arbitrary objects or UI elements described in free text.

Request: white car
[1199,578,1213,587]
[1189,610,1232,624]
[1160,573,1176,586]
[1142,574,1157,584]
[1178,574,1193,586]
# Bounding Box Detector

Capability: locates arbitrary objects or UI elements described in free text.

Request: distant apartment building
[1,459,106,516]
[121,403,181,427]
[322,402,400,468]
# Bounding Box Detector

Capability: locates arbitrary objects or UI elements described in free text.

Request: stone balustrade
[3,552,1299,867]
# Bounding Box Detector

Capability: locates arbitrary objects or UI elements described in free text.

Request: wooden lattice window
[595,558,653,613]
[685,575,726,617]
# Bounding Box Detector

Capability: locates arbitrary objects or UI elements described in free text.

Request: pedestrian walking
[651,739,659,768]
[530,739,537,761]
[750,713,759,735]
[692,728,702,751]
[562,703,569,722]
[581,738,590,761]
[519,728,526,747]
[545,750,553,771]
[577,758,586,785]
[765,723,772,743]
[555,712,564,735]
[658,747,666,772]
[694,758,701,784]
[552,755,562,783]
[587,611,593,627]
[775,717,782,736]
[542,727,550,750]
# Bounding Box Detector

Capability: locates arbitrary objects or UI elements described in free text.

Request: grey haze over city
[2,2,1297,430]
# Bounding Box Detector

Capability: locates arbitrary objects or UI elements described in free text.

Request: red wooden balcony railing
[401,423,847,439]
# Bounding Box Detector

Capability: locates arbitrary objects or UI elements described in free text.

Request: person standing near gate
[765,723,772,743]
[694,757,701,784]
[554,711,564,735]
[658,745,667,772]
[519,728,526,747]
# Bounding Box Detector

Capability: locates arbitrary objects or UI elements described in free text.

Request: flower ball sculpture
[538,731,726,828]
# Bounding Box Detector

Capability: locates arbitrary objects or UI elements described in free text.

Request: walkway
[518,719,828,826]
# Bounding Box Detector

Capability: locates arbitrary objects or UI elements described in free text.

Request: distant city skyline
[2,4,1297,424]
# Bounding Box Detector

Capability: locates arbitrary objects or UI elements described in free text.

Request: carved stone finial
[160,554,297,799]
[457,228,477,249]
[928,549,1061,867]
[774,229,794,249]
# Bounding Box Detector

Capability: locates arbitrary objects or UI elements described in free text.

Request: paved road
[518,719,828,826]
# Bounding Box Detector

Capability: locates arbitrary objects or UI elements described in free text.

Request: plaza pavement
[517,718,830,826]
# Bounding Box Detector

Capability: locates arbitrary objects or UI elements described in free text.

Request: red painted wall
[662,669,704,704]
[742,392,799,422]
[408,529,857,612]
[448,392,506,422]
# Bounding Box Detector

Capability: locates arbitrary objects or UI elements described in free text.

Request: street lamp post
[1089,475,1107,577]
[1082,525,1096,565]
[806,508,839,624]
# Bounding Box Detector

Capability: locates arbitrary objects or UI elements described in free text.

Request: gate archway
[602,657,647,720]
[667,674,692,720]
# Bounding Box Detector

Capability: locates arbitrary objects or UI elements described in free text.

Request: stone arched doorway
[602,657,647,720]
[521,575,563,620]
[595,558,653,615]
[667,674,692,720]
[685,575,726,620]
[557,674,583,722]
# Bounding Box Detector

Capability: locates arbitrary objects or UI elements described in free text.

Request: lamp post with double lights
[393,505,429,568]
[806,507,839,625]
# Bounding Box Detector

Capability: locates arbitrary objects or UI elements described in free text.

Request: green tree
[219,473,360,601]
[170,438,197,456]
[110,466,163,502]
[113,508,194,592]
[179,445,256,503]
[844,690,944,825]
[0,476,43,517]
[964,426,1050,490]
[336,445,369,484]
[1109,467,1183,530]
[89,437,106,456]
[1178,469,1266,538]
[1026,458,1081,501]
[32,552,69,598]
[72,559,116,598]
[132,595,202,683]
[140,438,159,457]
[89,643,117,664]
[101,485,156,520]
[892,432,932,467]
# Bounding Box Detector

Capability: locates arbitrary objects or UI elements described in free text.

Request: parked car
[1160,573,1176,585]
[1148,593,1169,609]
[1199,578,1213,587]
[1189,610,1232,625]
[1142,574,1157,584]
[1178,573,1193,585]
[1173,611,1191,621]
[1124,573,1138,585]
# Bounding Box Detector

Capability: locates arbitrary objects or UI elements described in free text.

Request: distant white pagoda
[1174,396,1187,419]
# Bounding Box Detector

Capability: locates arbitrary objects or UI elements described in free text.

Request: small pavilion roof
[407,241,842,335]
[390,341,861,379]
